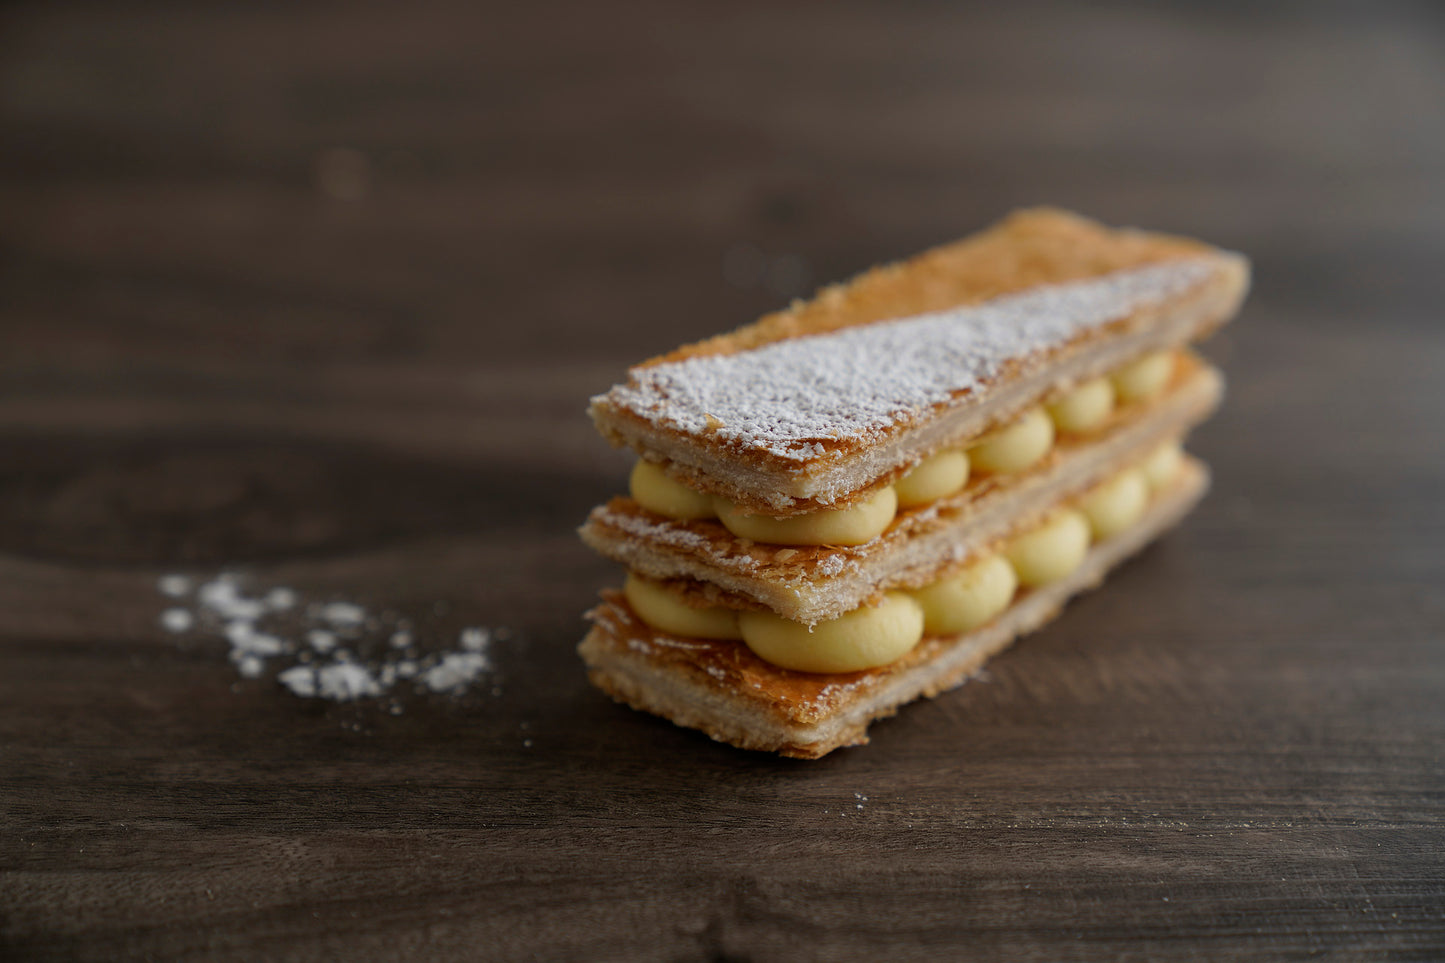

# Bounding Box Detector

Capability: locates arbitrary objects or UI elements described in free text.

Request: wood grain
[2,1,1443,960]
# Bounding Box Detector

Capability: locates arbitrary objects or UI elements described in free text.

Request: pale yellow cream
[1140,440,1184,494]
[969,406,1055,475]
[715,486,897,546]
[1078,468,1149,539]
[1110,350,1175,403]
[629,460,717,521]
[1047,377,1116,434]
[909,553,1017,636]
[738,592,924,673]
[895,449,969,508]
[1005,509,1091,587]
[623,573,741,640]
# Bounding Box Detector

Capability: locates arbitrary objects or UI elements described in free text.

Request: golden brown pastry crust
[648,208,1217,365]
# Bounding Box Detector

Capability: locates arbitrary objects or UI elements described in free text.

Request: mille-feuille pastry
[579,208,1248,758]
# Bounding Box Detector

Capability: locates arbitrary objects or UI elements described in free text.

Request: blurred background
[2,0,1443,667]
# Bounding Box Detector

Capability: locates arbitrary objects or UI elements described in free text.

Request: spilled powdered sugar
[599,259,1214,461]
[158,572,509,707]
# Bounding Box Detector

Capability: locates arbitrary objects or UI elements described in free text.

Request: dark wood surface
[3,2,1443,960]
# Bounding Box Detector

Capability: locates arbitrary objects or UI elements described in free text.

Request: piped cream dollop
[969,406,1055,475]
[909,553,1018,635]
[629,460,717,521]
[1078,468,1149,539]
[715,486,898,546]
[1047,377,1116,434]
[1140,439,1184,494]
[895,449,970,508]
[1005,509,1091,587]
[1111,350,1175,403]
[738,592,924,673]
[623,573,741,640]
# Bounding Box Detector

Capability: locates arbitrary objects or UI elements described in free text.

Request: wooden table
[3,2,1442,959]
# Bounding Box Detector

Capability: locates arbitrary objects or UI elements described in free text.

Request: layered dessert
[578,208,1249,758]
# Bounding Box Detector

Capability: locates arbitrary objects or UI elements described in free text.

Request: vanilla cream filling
[621,445,1189,673]
[910,553,1017,636]
[895,449,969,507]
[1046,377,1116,434]
[969,406,1055,475]
[1078,468,1149,539]
[627,350,1186,546]
[1111,350,1176,403]
[1005,509,1090,587]
[633,455,900,545]
[715,486,897,546]
[623,573,742,640]
[1140,439,1184,495]
[739,592,925,674]
[630,460,716,521]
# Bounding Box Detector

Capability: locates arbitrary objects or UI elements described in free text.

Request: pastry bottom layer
[578,457,1208,759]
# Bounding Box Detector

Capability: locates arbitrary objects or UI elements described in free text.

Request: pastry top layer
[589,208,1248,508]
[647,208,1219,366]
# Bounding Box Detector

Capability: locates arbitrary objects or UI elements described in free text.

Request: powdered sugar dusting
[157,572,509,707]
[421,651,491,693]
[160,607,194,632]
[600,260,1213,462]
[596,509,715,551]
